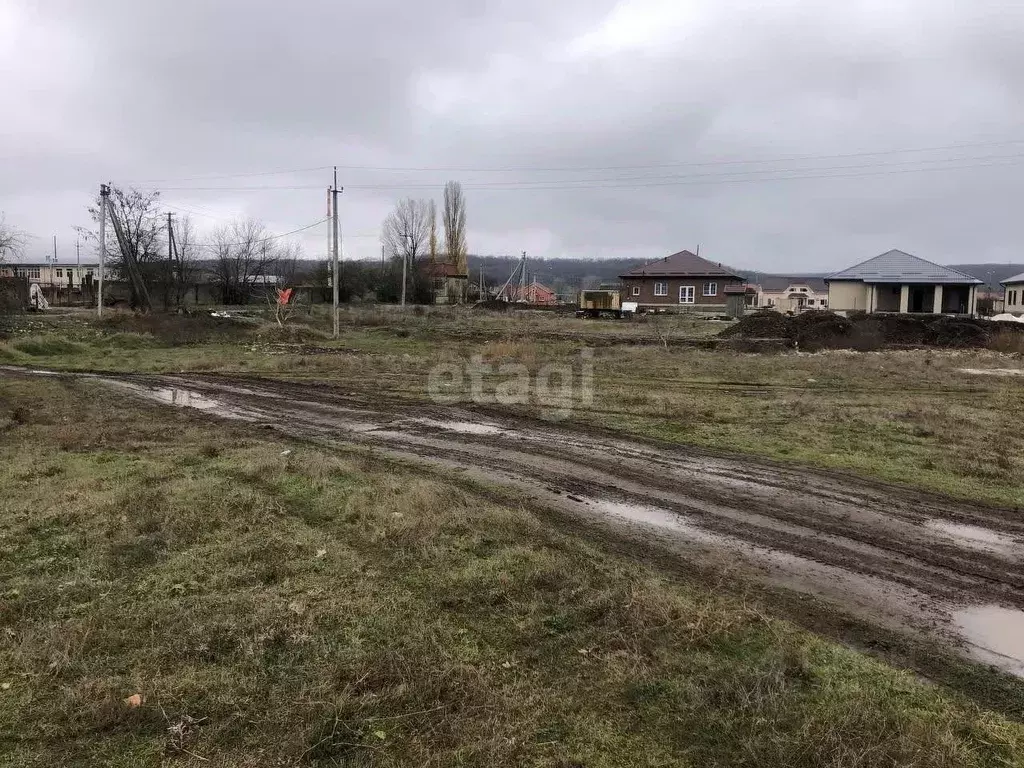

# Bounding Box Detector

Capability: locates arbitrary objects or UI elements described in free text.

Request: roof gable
[826,250,983,284]
[620,250,742,279]
[1001,271,1024,285]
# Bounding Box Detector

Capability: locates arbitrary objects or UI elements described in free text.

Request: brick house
[619,250,745,313]
[420,261,468,305]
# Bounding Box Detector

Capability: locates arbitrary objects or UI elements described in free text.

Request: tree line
[381,181,467,271]
[76,186,303,310]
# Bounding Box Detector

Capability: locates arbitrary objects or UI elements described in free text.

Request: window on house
[631,285,640,296]
[703,281,717,296]
[56,269,63,278]
[653,281,667,296]
[27,267,40,280]
[679,285,695,304]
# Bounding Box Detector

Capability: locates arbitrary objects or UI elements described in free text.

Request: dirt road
[12,368,1024,681]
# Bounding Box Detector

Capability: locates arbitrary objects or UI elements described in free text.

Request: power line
[149,152,1024,194]
[159,184,323,192]
[120,165,332,184]
[343,155,1024,191]
[327,137,1024,173]
[110,136,1024,183]
[188,218,328,247]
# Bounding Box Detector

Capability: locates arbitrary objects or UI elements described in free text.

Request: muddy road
[10,368,1024,683]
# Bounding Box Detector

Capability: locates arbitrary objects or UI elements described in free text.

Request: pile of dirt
[720,310,1024,351]
[719,311,791,340]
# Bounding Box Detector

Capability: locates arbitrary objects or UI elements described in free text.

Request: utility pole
[52,235,57,263]
[76,237,80,266]
[98,184,109,317]
[167,212,174,306]
[519,251,528,302]
[167,212,174,259]
[331,167,340,338]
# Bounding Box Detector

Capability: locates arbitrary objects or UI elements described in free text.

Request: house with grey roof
[825,250,984,317]
[1001,271,1024,316]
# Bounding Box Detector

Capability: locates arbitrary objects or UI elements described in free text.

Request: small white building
[1002,272,1024,316]
[0,260,107,287]
[826,250,983,316]
[756,276,829,313]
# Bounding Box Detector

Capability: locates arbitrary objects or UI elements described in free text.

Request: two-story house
[757,276,829,313]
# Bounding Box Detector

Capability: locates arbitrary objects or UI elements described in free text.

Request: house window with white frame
[702,281,717,297]
[653,281,668,297]
[679,285,695,304]
[631,285,640,296]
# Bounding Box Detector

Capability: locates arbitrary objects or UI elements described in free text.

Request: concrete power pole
[98,184,109,317]
[331,167,340,339]
[519,251,528,302]
[166,212,174,309]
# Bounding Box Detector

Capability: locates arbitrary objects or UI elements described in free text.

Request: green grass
[2,376,1023,765]
[2,308,1023,506]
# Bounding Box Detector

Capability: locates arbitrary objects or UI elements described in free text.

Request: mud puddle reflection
[955,605,1024,677]
[103,380,259,421]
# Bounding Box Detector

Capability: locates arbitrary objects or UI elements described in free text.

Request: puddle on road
[103,380,256,421]
[924,520,1021,554]
[409,418,510,436]
[955,605,1024,677]
[960,368,1024,377]
[151,387,229,412]
[588,500,716,540]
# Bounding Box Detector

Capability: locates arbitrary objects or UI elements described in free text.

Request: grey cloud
[4,0,1024,271]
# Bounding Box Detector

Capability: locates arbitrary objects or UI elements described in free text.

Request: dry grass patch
[1,374,1023,766]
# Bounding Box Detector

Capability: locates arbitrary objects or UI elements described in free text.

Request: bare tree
[428,199,439,263]
[169,215,201,310]
[0,214,28,263]
[381,198,431,262]
[78,186,164,308]
[442,181,467,274]
[83,186,164,273]
[209,218,280,305]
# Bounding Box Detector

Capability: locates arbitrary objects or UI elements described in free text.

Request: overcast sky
[3,0,1024,272]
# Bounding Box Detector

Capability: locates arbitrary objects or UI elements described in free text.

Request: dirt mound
[719,310,792,340]
[790,312,854,351]
[721,311,1024,350]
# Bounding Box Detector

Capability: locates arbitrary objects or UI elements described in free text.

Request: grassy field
[2,307,1022,506]
[2,375,1024,766]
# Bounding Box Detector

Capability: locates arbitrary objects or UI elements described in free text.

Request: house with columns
[825,250,983,317]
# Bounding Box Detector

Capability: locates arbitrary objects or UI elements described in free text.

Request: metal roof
[619,250,743,279]
[1000,272,1024,285]
[758,275,828,293]
[825,250,983,284]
